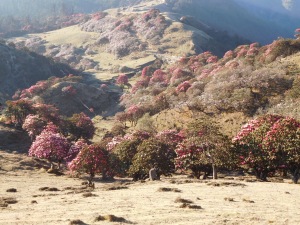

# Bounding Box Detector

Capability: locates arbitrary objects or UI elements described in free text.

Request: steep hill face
[0,42,75,102]
[161,0,298,44]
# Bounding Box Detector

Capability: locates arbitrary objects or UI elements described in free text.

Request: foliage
[129,138,176,180]
[113,139,141,175]
[5,99,34,125]
[175,118,231,179]
[67,112,95,141]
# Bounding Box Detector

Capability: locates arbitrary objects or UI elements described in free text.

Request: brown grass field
[1,151,300,225]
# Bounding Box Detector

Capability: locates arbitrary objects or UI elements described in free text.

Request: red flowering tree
[263,117,300,183]
[68,143,110,185]
[29,123,71,170]
[233,114,284,181]
[116,74,129,88]
[68,112,95,141]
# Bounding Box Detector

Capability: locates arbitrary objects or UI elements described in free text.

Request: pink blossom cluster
[106,136,125,151]
[131,75,150,93]
[206,56,218,64]
[65,139,87,163]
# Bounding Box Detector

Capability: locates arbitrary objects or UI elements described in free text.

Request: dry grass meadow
[1,151,300,225]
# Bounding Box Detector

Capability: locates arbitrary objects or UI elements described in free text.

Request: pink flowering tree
[68,143,110,185]
[68,112,95,141]
[29,123,71,170]
[233,114,284,181]
[149,69,168,85]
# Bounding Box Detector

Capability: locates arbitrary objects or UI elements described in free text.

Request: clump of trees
[233,114,300,183]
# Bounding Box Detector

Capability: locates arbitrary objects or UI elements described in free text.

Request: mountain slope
[0,42,76,102]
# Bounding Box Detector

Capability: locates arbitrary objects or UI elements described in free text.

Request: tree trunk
[88,172,95,186]
[292,168,299,184]
[212,164,217,179]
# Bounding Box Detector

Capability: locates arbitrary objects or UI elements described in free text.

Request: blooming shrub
[29,123,70,169]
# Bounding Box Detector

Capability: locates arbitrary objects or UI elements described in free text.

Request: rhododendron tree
[156,129,184,149]
[68,112,95,141]
[33,103,61,125]
[115,74,129,87]
[263,117,300,183]
[29,123,71,170]
[233,114,284,181]
[113,138,141,175]
[68,143,110,185]
[65,139,87,163]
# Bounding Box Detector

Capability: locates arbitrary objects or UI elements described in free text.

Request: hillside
[118,37,300,137]
[0,42,76,103]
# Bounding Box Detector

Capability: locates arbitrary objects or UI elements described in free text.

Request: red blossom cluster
[176,81,191,93]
